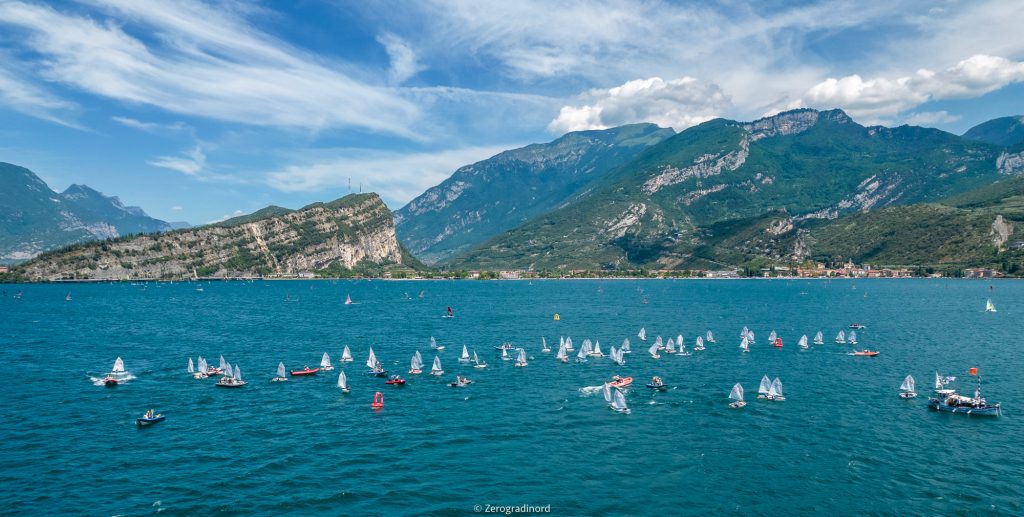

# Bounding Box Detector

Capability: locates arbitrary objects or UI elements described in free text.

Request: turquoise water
[1,279,1020,515]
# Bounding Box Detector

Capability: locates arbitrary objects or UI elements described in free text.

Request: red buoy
[371,391,384,409]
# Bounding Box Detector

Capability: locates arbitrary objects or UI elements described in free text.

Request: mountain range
[398,109,1024,273]
[0,162,185,262]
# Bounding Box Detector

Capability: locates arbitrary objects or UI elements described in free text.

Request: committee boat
[928,379,1001,416]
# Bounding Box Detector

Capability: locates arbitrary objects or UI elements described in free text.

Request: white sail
[344,293,352,305]
[707,330,715,343]
[900,375,915,392]
[695,336,705,350]
[621,338,631,353]
[648,342,660,357]
[224,363,234,378]
[814,331,824,344]
[516,348,527,365]
[461,345,471,361]
[565,337,574,351]
[341,345,353,362]
[612,389,629,412]
[234,366,242,381]
[112,357,125,373]
[431,356,443,374]
[415,350,423,364]
[277,362,286,378]
[654,336,663,349]
[768,330,777,342]
[769,377,783,398]
[729,383,744,401]
[741,326,749,337]
[848,330,858,344]
[502,348,511,360]
[986,299,997,312]
[219,355,227,370]
[836,330,846,343]
[576,344,588,361]
[473,350,481,365]
[187,357,195,373]
[665,338,676,353]
[747,331,755,342]
[638,327,646,341]
[366,348,377,369]
[541,337,550,352]
[320,352,332,369]
[934,371,943,390]
[798,335,808,349]
[740,336,750,351]
[592,340,603,356]
[758,375,771,395]
[603,383,613,403]
[338,370,347,389]
[430,336,438,348]
[556,342,568,361]
[410,354,422,371]
[198,356,208,372]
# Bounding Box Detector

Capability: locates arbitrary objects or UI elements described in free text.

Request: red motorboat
[851,350,880,357]
[103,376,119,387]
[773,337,784,348]
[290,366,320,376]
[385,375,406,386]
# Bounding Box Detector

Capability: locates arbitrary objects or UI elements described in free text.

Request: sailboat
[65,292,72,301]
[575,343,588,363]
[610,387,630,414]
[502,347,512,361]
[320,352,334,371]
[194,357,208,379]
[986,299,997,312]
[338,370,350,393]
[768,377,785,401]
[515,348,528,367]
[899,375,917,398]
[728,383,746,408]
[564,337,574,352]
[589,340,604,357]
[768,330,778,343]
[187,357,195,375]
[740,326,749,338]
[459,345,471,363]
[654,336,664,350]
[344,294,353,305]
[747,330,756,343]
[798,335,809,350]
[102,357,129,387]
[366,347,387,376]
[341,345,353,362]
[621,338,631,354]
[835,330,846,344]
[272,362,288,382]
[664,338,677,354]
[813,331,824,345]
[473,349,487,369]
[556,341,569,363]
[638,327,647,341]
[430,356,444,376]
[848,330,858,345]
[217,364,246,387]
[694,336,705,351]
[541,337,551,353]
[409,353,423,374]
[706,330,716,343]
[739,336,750,353]
[648,342,661,359]
[757,375,771,399]
[429,336,445,351]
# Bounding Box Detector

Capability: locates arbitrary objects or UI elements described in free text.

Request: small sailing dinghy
[767,377,785,401]
[706,330,716,343]
[556,341,569,363]
[740,326,749,339]
[589,340,604,357]
[575,342,589,363]
[103,357,128,387]
[430,336,445,351]
[290,365,319,376]
[899,375,917,398]
[768,330,777,343]
[835,330,846,344]
[609,346,625,366]
[848,330,858,345]
[320,352,334,372]
[798,335,809,350]
[514,348,528,367]
[564,337,574,352]
[341,345,353,363]
[344,294,353,305]
[813,331,824,345]
[757,375,772,399]
[409,352,424,374]
[503,348,513,361]
[638,327,647,341]
[188,357,195,375]
[541,337,551,353]
[366,348,387,376]
[728,383,746,408]
[934,372,956,397]
[739,336,750,353]
[646,376,668,391]
[621,338,631,354]
[444,306,454,319]
[217,364,247,387]
[430,356,444,376]
[459,345,472,363]
[985,299,997,313]
[648,342,661,359]
[338,370,350,393]
[773,337,784,348]
[449,375,473,387]
[272,362,288,382]
[664,338,677,355]
[136,409,165,427]
[473,349,487,369]
[694,336,705,351]
[609,387,630,414]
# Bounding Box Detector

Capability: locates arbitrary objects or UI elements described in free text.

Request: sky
[1,0,1023,225]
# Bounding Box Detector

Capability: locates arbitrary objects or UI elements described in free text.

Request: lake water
[1,279,1020,515]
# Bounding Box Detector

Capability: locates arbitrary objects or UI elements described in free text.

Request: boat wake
[578,385,605,397]
[90,374,135,386]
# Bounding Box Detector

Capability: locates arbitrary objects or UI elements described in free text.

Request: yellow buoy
[553,313,560,321]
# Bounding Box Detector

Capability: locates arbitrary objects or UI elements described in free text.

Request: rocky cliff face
[18,193,405,281]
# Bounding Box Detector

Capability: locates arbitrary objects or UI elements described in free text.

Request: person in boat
[612,375,622,382]
[145,409,154,419]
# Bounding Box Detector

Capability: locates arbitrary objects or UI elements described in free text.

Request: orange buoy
[969,367,978,376]
[553,313,560,321]
[371,391,384,409]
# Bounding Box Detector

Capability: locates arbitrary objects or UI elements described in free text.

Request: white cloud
[171,205,184,211]
[207,209,244,225]
[148,146,206,176]
[0,0,419,136]
[793,55,1024,124]
[903,110,961,127]
[264,145,515,206]
[548,77,728,133]
[0,64,81,128]
[111,116,188,133]
[377,32,422,84]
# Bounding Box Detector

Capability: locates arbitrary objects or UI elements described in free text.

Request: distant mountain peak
[963,115,1024,146]
[742,108,853,141]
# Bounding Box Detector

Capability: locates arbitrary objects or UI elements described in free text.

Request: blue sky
[1,0,1022,225]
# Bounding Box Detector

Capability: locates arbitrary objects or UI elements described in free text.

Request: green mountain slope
[963,116,1024,146]
[451,109,1015,271]
[394,123,674,263]
[0,162,174,262]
